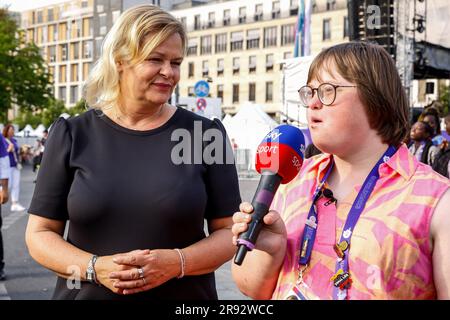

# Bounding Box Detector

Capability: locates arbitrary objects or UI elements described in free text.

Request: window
[83,18,93,37]
[249,83,256,102]
[70,85,78,104]
[249,56,256,73]
[112,10,121,24]
[61,44,68,61]
[231,32,243,51]
[290,0,299,16]
[180,17,187,28]
[272,1,280,19]
[59,65,66,83]
[187,38,198,56]
[426,82,435,94]
[188,62,194,78]
[81,0,88,8]
[217,59,224,76]
[323,19,331,40]
[233,57,240,75]
[254,4,263,21]
[53,24,58,41]
[48,8,54,21]
[266,54,274,72]
[188,87,195,97]
[99,13,107,36]
[194,15,201,30]
[312,0,318,13]
[83,62,92,79]
[72,42,79,60]
[201,35,212,54]
[208,12,215,28]
[37,10,43,23]
[344,16,349,38]
[223,9,230,26]
[326,0,336,11]
[239,7,246,24]
[281,24,295,45]
[71,64,78,82]
[266,82,273,102]
[217,85,224,100]
[84,40,93,58]
[264,26,277,47]
[233,84,239,103]
[59,86,67,103]
[246,29,260,49]
[215,33,227,53]
[49,46,56,62]
[202,60,209,77]
[95,38,103,57]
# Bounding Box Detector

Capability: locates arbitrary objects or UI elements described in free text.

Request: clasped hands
[95,249,182,295]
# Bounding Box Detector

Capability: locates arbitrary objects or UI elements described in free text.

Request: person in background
[3,124,25,212]
[25,5,240,300]
[231,42,450,300]
[0,133,10,280]
[422,109,444,146]
[32,129,48,173]
[432,114,450,178]
[408,121,439,166]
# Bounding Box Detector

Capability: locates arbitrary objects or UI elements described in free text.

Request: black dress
[28,108,241,300]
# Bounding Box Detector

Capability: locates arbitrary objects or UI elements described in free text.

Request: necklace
[114,103,166,130]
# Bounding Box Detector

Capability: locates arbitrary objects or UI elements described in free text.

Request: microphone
[234,125,305,265]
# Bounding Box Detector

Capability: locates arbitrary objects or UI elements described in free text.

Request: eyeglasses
[298,83,357,107]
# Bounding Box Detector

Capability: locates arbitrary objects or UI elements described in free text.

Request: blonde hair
[83,4,187,110]
[307,42,409,146]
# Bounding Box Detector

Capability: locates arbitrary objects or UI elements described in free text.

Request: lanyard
[297,145,397,299]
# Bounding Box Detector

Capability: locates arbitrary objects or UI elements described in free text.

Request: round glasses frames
[298,83,357,107]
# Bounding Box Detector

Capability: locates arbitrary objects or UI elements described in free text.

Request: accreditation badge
[284,282,319,300]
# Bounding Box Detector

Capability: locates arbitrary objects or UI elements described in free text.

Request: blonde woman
[25,5,240,300]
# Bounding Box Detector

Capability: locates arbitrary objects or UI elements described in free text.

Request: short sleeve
[203,118,241,220]
[28,117,73,221]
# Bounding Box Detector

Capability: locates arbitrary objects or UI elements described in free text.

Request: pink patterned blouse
[271,144,449,300]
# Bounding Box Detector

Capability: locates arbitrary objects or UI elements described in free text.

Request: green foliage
[440,85,450,116]
[12,109,42,130]
[40,98,66,128]
[67,99,89,117]
[0,8,52,122]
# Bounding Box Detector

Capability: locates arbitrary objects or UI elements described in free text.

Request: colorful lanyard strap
[297,145,397,300]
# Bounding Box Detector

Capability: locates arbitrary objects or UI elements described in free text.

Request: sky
[0,0,68,12]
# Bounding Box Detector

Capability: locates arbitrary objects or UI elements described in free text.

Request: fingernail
[112,258,117,262]
[110,273,116,278]
[246,214,251,220]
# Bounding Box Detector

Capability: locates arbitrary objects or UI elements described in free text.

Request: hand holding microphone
[233,125,305,265]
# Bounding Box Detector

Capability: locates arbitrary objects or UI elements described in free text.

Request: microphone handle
[234,173,282,265]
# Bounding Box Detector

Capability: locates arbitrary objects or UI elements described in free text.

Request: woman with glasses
[231,42,450,300]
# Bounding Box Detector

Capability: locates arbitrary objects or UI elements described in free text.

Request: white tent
[33,124,47,137]
[16,124,37,137]
[223,102,278,170]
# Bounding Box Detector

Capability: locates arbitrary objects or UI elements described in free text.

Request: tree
[67,99,89,117]
[0,8,52,122]
[440,85,450,116]
[40,98,66,128]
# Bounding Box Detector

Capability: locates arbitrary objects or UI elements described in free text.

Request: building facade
[20,0,190,108]
[173,0,350,116]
